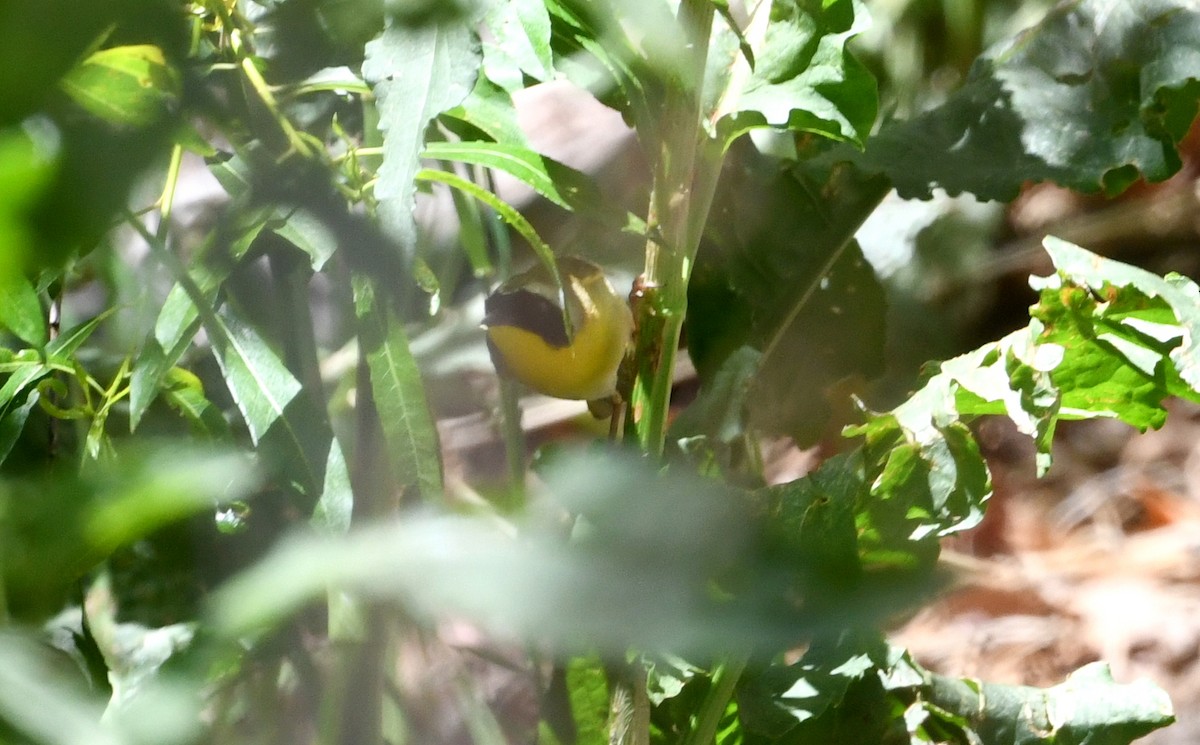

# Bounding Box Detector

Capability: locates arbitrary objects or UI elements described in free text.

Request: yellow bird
[483,257,632,401]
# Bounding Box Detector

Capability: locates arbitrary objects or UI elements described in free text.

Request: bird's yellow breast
[486,297,627,400]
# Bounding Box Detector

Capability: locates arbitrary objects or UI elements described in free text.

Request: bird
[483,256,632,403]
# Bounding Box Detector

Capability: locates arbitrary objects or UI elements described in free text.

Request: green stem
[683,657,748,745]
[628,0,718,456]
[157,144,184,242]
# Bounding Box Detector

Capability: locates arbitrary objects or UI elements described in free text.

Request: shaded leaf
[688,150,889,444]
[353,277,443,501]
[856,0,1200,200]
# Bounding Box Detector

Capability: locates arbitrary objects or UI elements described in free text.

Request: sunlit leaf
[61,45,181,127]
[713,0,877,149]
[363,13,480,249]
[925,663,1174,745]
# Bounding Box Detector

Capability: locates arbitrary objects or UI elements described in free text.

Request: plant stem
[683,656,748,745]
[629,0,717,455]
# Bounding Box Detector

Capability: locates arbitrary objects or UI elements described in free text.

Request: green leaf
[61,44,181,127]
[1040,235,1200,393]
[129,209,263,430]
[208,308,302,443]
[421,140,603,213]
[925,662,1174,745]
[714,0,877,149]
[415,167,559,275]
[738,631,893,742]
[160,367,231,440]
[363,14,481,249]
[857,0,1200,200]
[272,208,338,271]
[0,264,47,347]
[481,0,555,90]
[311,435,354,535]
[441,74,531,146]
[353,277,444,501]
[46,308,117,360]
[688,151,890,444]
[0,387,38,466]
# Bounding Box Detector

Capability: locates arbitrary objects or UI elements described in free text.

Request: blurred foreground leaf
[2,445,256,620]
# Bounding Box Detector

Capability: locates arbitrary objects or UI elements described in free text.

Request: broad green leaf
[844,235,1200,559]
[752,452,863,600]
[61,45,181,127]
[925,663,1174,745]
[1039,235,1200,393]
[0,264,47,347]
[353,277,443,501]
[0,125,57,275]
[0,0,137,127]
[363,14,481,249]
[688,151,889,444]
[713,0,877,149]
[544,0,680,133]
[857,0,1200,200]
[738,631,894,742]
[129,205,264,430]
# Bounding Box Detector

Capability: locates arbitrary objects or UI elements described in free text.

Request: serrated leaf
[738,631,894,743]
[857,0,1200,200]
[926,662,1174,745]
[714,0,877,148]
[1041,235,1200,391]
[61,44,181,127]
[353,277,443,501]
[363,15,480,249]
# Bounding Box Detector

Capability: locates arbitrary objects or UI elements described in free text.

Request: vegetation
[0,0,1196,743]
